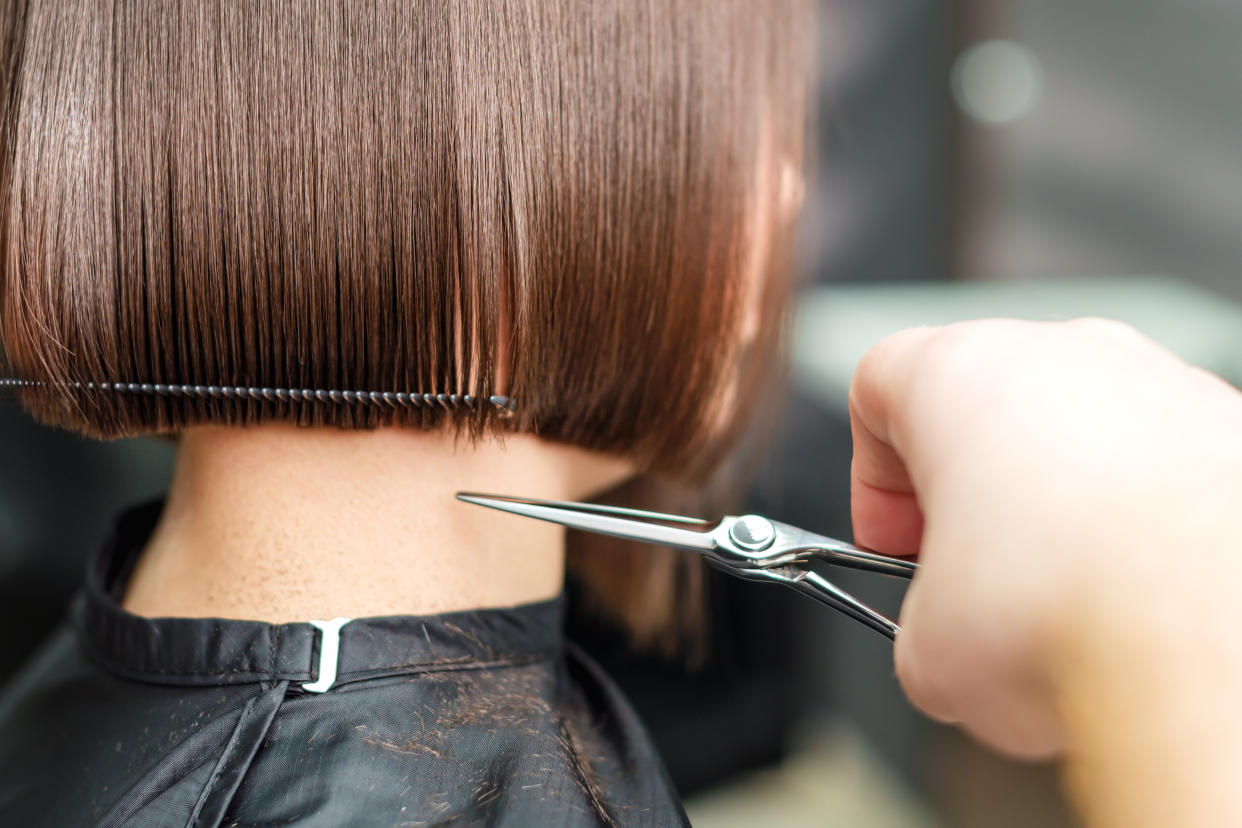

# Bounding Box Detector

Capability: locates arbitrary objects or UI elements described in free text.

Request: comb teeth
[0,378,515,414]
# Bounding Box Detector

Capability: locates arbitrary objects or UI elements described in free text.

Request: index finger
[847,326,941,557]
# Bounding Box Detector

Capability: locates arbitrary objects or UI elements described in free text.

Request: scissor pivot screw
[729,515,776,551]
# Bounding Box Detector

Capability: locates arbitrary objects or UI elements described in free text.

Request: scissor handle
[737,564,902,640]
[810,545,917,579]
[790,569,901,640]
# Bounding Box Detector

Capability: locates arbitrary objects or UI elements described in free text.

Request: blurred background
[5,0,1242,825]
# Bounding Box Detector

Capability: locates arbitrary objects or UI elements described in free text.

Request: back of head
[0,0,811,645]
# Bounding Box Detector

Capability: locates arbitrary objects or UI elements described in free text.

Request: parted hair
[0,0,810,648]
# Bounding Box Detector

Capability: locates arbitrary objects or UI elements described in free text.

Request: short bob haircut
[0,1,810,646]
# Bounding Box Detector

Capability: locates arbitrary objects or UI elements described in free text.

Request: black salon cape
[0,501,688,827]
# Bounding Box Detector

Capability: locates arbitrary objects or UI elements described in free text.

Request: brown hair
[0,1,810,647]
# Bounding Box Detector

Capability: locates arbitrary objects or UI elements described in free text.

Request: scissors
[456,492,917,641]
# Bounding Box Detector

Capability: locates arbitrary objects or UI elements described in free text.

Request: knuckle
[850,326,940,412]
[1066,316,1144,344]
[912,322,1010,394]
[927,319,1019,363]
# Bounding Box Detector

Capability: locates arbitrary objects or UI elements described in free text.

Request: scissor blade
[456,493,717,552]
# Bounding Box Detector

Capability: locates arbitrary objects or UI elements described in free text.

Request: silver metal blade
[456,493,717,551]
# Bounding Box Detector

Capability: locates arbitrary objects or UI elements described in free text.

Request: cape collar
[73,500,563,690]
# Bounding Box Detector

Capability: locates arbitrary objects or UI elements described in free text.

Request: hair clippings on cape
[0,377,515,414]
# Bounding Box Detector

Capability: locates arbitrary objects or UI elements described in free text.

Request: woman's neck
[122,423,632,622]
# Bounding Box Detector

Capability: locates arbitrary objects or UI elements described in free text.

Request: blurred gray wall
[959,0,1242,299]
[804,0,957,286]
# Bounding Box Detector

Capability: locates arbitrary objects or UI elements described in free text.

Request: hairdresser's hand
[850,318,1242,827]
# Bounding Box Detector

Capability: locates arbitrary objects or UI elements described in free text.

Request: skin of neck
[122,423,634,622]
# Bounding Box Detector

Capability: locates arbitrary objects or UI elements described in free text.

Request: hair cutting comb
[0,378,514,413]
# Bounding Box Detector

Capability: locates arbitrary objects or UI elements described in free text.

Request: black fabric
[0,500,688,827]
